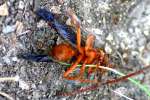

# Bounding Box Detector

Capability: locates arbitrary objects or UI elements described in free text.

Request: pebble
[90,28,103,35]
[105,43,112,54]
[18,1,24,10]
[87,19,92,23]
[123,53,128,58]
[145,5,150,14]
[12,56,19,62]
[143,29,150,36]
[37,20,47,28]
[31,83,36,89]
[0,3,9,16]
[113,87,128,95]
[97,1,110,12]
[138,37,146,46]
[131,51,139,57]
[133,74,145,81]
[19,80,30,90]
[66,18,72,26]
[15,21,23,34]
[128,27,134,33]
[146,42,150,51]
[20,66,26,77]
[120,42,126,50]
[32,91,41,99]
[9,0,15,3]
[5,17,12,24]
[2,56,11,64]
[138,46,145,53]
[51,5,61,14]
[38,84,47,91]
[2,25,16,34]
[140,50,150,66]
[106,34,113,42]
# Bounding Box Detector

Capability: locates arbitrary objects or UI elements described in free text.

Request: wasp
[19,8,150,96]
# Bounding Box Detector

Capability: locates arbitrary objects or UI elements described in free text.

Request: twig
[56,65,149,96]
[56,84,98,96]
[102,65,150,85]
[56,62,150,97]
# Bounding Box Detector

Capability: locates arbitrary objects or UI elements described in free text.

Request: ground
[0,0,150,100]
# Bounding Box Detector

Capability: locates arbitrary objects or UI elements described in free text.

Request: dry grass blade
[0,76,19,82]
[0,91,14,100]
[56,64,150,96]
[102,65,150,85]
[111,89,134,100]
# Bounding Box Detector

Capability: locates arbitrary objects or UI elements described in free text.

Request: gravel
[0,0,150,100]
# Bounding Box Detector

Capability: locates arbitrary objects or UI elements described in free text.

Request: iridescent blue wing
[36,8,54,22]
[53,21,76,45]
[18,53,53,62]
[36,8,77,47]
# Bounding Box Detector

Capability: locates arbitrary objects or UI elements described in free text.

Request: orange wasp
[50,9,109,83]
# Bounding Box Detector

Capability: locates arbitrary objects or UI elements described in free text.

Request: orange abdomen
[50,43,75,61]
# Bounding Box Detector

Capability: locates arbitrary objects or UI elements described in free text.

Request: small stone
[12,57,19,62]
[2,25,16,34]
[131,19,138,27]
[58,0,64,4]
[14,75,20,81]
[114,87,128,95]
[87,19,92,23]
[97,1,110,12]
[31,83,36,89]
[19,80,29,90]
[128,27,134,33]
[15,21,23,35]
[37,20,47,28]
[9,0,15,3]
[66,18,72,26]
[106,34,113,41]
[131,51,139,57]
[120,42,126,50]
[2,56,11,64]
[143,29,149,36]
[90,28,103,35]
[51,6,61,14]
[138,46,145,53]
[138,38,146,46]
[38,84,47,91]
[123,53,128,58]
[146,42,150,51]
[5,17,12,24]
[140,50,150,66]
[18,1,24,10]
[134,27,141,35]
[0,3,8,16]
[133,74,144,81]
[105,43,112,54]
[32,91,41,99]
